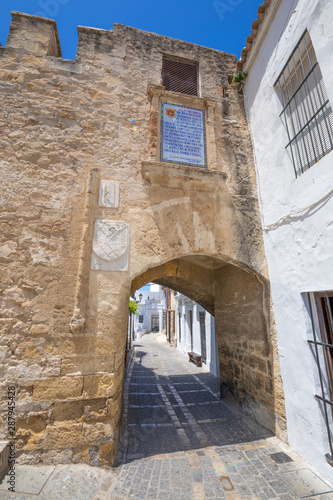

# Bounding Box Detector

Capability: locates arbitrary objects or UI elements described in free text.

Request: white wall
[243,0,333,481]
[175,295,219,377]
[133,286,165,335]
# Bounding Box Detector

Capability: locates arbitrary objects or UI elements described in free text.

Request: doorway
[151,315,159,332]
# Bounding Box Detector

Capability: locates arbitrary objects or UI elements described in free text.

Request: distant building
[175,293,219,377]
[133,284,165,337]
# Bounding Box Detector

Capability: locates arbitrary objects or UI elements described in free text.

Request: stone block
[17,413,48,434]
[82,374,117,399]
[40,449,73,465]
[98,441,115,464]
[72,445,90,464]
[24,433,45,451]
[84,399,109,421]
[61,355,115,376]
[30,324,49,335]
[51,398,108,422]
[6,12,61,56]
[51,400,85,422]
[107,390,123,418]
[82,421,114,446]
[33,376,83,401]
[255,372,269,392]
[42,423,83,449]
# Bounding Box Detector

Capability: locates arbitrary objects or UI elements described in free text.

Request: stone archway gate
[0,12,285,466]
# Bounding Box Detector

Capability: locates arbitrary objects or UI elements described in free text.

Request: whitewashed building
[133,284,165,336]
[241,0,333,481]
[175,293,219,377]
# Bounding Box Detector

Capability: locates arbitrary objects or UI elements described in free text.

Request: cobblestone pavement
[1,332,333,499]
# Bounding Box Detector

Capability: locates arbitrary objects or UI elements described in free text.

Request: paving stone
[281,469,333,498]
[2,334,333,500]
[0,466,55,495]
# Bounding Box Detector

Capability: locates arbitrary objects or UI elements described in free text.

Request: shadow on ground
[120,336,273,464]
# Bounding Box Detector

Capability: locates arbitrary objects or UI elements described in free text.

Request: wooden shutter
[162,57,198,96]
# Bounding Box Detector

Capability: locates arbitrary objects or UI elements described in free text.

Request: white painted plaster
[175,294,219,377]
[133,286,165,335]
[243,0,333,481]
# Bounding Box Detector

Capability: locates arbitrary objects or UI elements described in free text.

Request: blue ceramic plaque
[160,102,207,167]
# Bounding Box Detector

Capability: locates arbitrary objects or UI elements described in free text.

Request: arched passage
[85,250,285,467]
[129,255,283,436]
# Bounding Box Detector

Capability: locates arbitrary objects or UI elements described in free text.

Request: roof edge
[237,0,282,72]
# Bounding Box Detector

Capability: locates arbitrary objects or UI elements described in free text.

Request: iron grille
[307,291,333,463]
[275,31,333,178]
[162,57,198,96]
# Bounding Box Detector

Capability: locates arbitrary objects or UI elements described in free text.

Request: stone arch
[129,254,280,436]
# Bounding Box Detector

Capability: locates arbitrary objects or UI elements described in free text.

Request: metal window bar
[281,71,304,175]
[301,39,326,158]
[278,80,298,177]
[307,292,333,462]
[291,53,317,166]
[275,31,333,177]
[285,57,310,174]
[286,99,330,149]
[316,293,333,392]
[278,63,318,117]
[162,58,198,96]
[303,35,333,151]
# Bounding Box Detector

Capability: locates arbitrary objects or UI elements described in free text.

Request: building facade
[133,284,165,337]
[132,285,219,378]
[0,8,286,468]
[175,293,219,377]
[241,0,333,481]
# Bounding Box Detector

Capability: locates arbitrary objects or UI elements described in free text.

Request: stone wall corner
[6,11,61,57]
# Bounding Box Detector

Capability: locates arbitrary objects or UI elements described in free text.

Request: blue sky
[1,0,260,60]
[139,283,151,292]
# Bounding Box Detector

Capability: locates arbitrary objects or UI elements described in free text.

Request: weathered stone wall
[215,265,278,430]
[0,12,285,466]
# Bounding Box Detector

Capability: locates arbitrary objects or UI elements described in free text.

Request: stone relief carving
[99,180,119,207]
[91,220,129,271]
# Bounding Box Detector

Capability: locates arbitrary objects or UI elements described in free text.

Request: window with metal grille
[307,291,333,464]
[139,315,143,323]
[275,31,333,178]
[162,57,198,96]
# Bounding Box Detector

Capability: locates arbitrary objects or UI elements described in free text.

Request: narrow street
[1,332,333,499]
[111,333,333,499]
[121,332,270,461]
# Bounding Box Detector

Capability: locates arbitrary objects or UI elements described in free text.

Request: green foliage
[232,71,248,83]
[129,300,140,315]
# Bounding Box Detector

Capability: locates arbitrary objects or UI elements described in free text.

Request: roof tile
[237,0,274,71]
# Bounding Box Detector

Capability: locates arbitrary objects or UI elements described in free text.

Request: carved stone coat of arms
[91,220,130,271]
